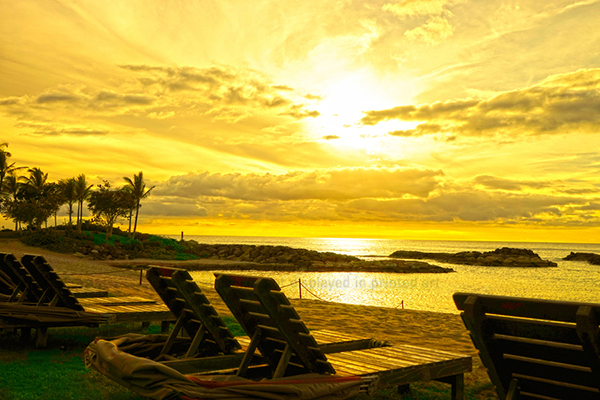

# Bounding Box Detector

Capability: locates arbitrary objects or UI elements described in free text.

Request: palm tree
[0,143,26,196]
[2,172,23,230]
[23,167,51,229]
[59,178,77,227]
[74,174,93,232]
[24,167,48,195]
[123,171,154,237]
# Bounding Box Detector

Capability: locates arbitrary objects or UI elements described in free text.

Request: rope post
[299,278,302,299]
[401,300,404,309]
[139,268,143,285]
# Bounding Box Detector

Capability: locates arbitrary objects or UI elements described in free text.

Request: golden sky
[2,0,600,242]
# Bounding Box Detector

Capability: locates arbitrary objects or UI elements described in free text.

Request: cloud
[383,0,457,18]
[383,0,464,44]
[0,64,320,138]
[322,135,340,140]
[134,168,599,227]
[388,122,443,137]
[343,188,592,224]
[473,175,554,191]
[37,93,81,104]
[119,64,317,121]
[362,68,600,138]
[155,167,444,201]
[403,15,454,44]
[15,121,109,137]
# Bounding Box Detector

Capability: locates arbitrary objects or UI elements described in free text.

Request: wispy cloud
[383,0,465,44]
[0,64,319,137]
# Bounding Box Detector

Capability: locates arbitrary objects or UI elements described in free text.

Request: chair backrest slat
[2,253,44,303]
[215,274,336,377]
[21,254,84,311]
[146,267,241,356]
[454,292,600,400]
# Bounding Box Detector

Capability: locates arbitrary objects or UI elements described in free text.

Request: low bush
[18,228,197,261]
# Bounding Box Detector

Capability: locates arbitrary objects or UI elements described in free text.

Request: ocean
[166,235,600,313]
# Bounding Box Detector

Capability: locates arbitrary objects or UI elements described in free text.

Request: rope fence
[281,278,405,308]
[297,279,330,302]
[61,269,406,307]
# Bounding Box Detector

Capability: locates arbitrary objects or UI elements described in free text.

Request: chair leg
[436,374,465,400]
[451,374,465,400]
[506,379,520,400]
[36,327,48,348]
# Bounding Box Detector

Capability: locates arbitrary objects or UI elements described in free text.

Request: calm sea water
[166,235,600,313]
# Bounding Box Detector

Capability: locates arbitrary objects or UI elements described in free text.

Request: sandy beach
[1,239,478,355]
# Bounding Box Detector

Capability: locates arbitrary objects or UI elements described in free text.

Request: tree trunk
[133,200,140,234]
[77,200,82,233]
[68,202,73,227]
[127,208,133,238]
[106,223,114,241]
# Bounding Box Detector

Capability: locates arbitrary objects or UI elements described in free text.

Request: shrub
[20,230,80,254]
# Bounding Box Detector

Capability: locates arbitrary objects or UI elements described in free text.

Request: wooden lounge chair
[86,273,470,399]
[144,267,388,363]
[0,254,108,345]
[0,254,174,346]
[215,274,472,398]
[454,292,600,400]
[144,266,242,359]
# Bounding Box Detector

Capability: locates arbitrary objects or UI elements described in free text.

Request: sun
[305,70,419,150]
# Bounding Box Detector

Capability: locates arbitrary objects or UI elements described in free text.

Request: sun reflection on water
[181,238,600,313]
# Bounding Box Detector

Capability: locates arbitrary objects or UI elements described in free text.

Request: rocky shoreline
[74,240,563,272]
[106,241,455,274]
[112,258,455,274]
[389,247,558,268]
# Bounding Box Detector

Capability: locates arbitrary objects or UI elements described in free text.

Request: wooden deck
[326,345,471,388]
[236,330,471,391]
[214,274,472,399]
[78,296,174,324]
[69,287,109,298]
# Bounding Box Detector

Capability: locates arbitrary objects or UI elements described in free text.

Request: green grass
[0,349,141,400]
[86,231,139,246]
[0,323,157,400]
[85,231,198,260]
[0,319,247,400]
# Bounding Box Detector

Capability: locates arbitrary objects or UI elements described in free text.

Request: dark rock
[563,252,600,265]
[171,241,454,274]
[389,247,557,267]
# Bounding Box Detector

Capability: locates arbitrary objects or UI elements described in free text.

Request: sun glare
[306,71,418,151]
